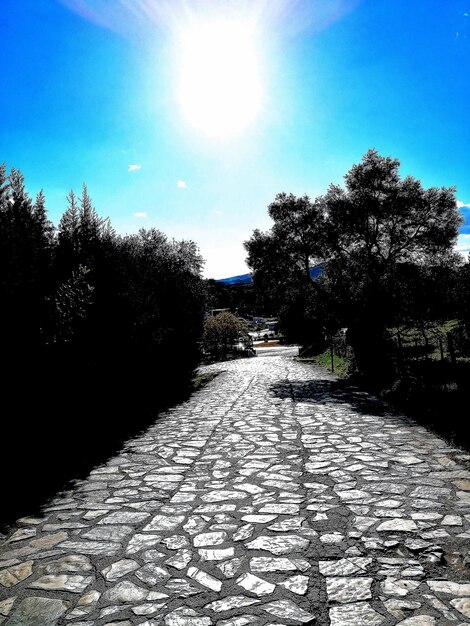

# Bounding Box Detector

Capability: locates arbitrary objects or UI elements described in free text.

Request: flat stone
[141,548,166,561]
[28,574,93,593]
[98,511,150,524]
[395,456,423,465]
[326,577,373,603]
[428,580,470,596]
[187,566,222,591]
[132,602,167,616]
[245,535,309,555]
[166,548,192,569]
[319,558,372,576]
[450,598,470,618]
[267,517,305,531]
[82,525,133,542]
[423,594,456,621]
[165,578,201,597]
[235,483,266,494]
[77,590,100,606]
[7,529,37,543]
[383,599,421,620]
[218,616,258,626]
[381,579,421,597]
[0,561,33,587]
[103,580,150,603]
[102,559,139,581]
[5,597,69,626]
[236,573,275,595]
[441,515,462,526]
[193,532,227,547]
[217,558,243,578]
[126,534,162,554]
[164,607,212,626]
[201,490,246,502]
[28,532,68,550]
[409,486,450,500]
[329,602,383,626]
[376,519,417,532]
[319,533,344,544]
[194,505,236,513]
[233,524,254,541]
[262,599,315,623]
[279,575,309,595]
[395,618,436,626]
[0,598,16,618]
[161,535,189,549]
[250,557,305,572]
[454,480,470,491]
[259,504,300,514]
[60,540,121,555]
[37,555,92,575]
[241,515,277,523]
[143,515,185,531]
[83,509,109,519]
[410,512,442,520]
[135,564,170,585]
[199,548,235,561]
[404,539,432,552]
[183,516,208,535]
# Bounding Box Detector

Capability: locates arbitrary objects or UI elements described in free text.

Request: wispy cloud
[133,212,147,218]
[457,200,470,209]
[213,209,222,215]
[129,164,142,172]
[177,180,187,189]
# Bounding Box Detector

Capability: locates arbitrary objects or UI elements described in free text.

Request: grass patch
[298,351,351,378]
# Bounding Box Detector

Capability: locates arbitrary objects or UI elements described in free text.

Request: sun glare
[177,19,263,138]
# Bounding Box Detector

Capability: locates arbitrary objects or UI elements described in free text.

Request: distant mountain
[217,264,323,286]
[217,273,253,286]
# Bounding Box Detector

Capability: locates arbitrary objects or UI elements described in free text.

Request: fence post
[397,329,403,373]
[439,337,444,361]
[447,333,456,366]
[330,335,334,373]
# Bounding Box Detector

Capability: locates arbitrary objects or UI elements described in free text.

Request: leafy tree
[0,166,54,351]
[246,150,462,383]
[203,311,249,359]
[53,265,94,344]
[322,150,461,379]
[246,195,329,348]
[57,190,81,275]
[0,163,210,527]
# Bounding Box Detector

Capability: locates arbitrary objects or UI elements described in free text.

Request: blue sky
[1,0,470,278]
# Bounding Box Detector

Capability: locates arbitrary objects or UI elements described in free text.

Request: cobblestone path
[1,353,470,626]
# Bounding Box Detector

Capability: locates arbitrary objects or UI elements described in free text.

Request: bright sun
[177,19,263,138]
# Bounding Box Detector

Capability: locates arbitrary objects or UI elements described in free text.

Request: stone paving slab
[1,353,470,626]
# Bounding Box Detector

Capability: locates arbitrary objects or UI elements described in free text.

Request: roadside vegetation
[202,311,253,361]
[246,149,470,446]
[0,163,207,528]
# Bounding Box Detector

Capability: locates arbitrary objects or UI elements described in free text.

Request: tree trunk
[346,318,392,387]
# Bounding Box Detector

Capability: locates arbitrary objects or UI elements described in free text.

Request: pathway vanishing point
[1,351,470,626]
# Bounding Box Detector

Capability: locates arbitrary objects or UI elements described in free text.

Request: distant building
[208,308,231,317]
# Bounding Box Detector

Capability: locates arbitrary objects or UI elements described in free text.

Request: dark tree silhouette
[245,150,463,382]
[0,162,208,529]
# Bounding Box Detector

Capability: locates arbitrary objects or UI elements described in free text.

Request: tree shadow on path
[270,376,470,455]
[270,377,396,417]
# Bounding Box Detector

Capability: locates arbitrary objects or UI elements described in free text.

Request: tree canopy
[245,150,463,380]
